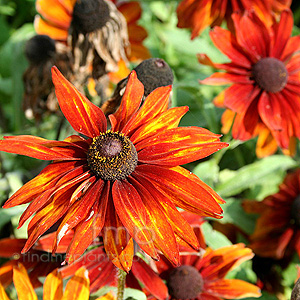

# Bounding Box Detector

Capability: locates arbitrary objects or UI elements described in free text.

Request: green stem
[116,269,127,300]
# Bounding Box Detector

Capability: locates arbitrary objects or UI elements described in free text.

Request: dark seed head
[292,278,300,300]
[252,57,288,93]
[72,0,110,34]
[133,58,174,96]
[290,195,300,227]
[167,265,203,299]
[87,131,138,181]
[25,35,56,64]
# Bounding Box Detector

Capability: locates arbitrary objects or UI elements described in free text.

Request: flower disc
[87,131,138,181]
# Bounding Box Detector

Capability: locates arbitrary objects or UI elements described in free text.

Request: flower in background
[0,264,90,300]
[0,68,227,271]
[177,0,291,39]
[0,238,65,288]
[198,9,300,153]
[152,244,261,300]
[243,169,300,260]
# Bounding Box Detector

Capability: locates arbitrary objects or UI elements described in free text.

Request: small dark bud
[25,35,56,64]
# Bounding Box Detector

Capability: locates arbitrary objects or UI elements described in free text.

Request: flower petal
[205,279,261,299]
[62,267,90,300]
[131,259,169,300]
[137,127,227,166]
[134,165,224,219]
[109,71,144,132]
[13,264,38,300]
[0,281,10,300]
[117,2,141,24]
[0,238,26,257]
[200,73,252,85]
[52,66,107,137]
[43,269,63,300]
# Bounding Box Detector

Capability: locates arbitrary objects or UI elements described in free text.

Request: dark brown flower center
[87,131,138,181]
[252,57,288,93]
[290,195,300,227]
[25,35,56,64]
[72,0,110,34]
[167,265,203,300]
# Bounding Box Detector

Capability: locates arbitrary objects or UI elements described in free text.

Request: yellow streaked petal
[43,269,63,300]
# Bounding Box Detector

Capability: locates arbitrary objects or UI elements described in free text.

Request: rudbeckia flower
[0,67,227,271]
[198,9,300,151]
[0,264,90,300]
[243,169,300,260]
[177,0,291,39]
[152,244,261,300]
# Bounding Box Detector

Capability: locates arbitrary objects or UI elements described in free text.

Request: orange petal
[205,279,261,299]
[36,0,71,30]
[0,238,26,257]
[0,282,10,300]
[0,261,17,287]
[43,269,63,300]
[128,24,147,42]
[110,71,144,132]
[256,125,278,158]
[34,16,68,41]
[137,127,228,166]
[62,267,90,300]
[117,2,141,24]
[52,66,107,138]
[13,264,37,300]
[128,43,151,61]
[122,85,172,136]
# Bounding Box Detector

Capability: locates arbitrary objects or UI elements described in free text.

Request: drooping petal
[112,180,158,259]
[131,259,169,300]
[13,264,38,300]
[0,238,26,257]
[43,269,63,300]
[109,71,144,132]
[205,279,261,299]
[121,85,172,136]
[200,73,252,85]
[134,165,224,219]
[136,127,228,166]
[62,267,90,300]
[52,66,107,137]
[117,1,141,24]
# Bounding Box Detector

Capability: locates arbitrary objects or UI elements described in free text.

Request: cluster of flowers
[1,0,300,299]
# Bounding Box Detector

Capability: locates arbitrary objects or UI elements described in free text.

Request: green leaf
[193,159,219,187]
[91,287,147,300]
[202,222,232,249]
[215,155,297,198]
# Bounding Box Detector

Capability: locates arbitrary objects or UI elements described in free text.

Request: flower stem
[117,268,127,300]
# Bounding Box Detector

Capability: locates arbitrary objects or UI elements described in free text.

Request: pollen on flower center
[87,131,138,181]
[290,195,300,227]
[167,265,204,299]
[72,0,110,34]
[252,57,288,93]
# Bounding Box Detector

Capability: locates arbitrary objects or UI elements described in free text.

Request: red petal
[109,71,144,132]
[117,2,141,24]
[200,73,252,85]
[131,259,169,300]
[0,239,26,257]
[137,127,227,166]
[135,165,224,218]
[52,66,107,137]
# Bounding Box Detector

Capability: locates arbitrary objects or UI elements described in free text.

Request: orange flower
[0,264,90,300]
[177,0,291,39]
[243,169,300,260]
[152,244,261,300]
[0,67,227,271]
[199,9,300,152]
[34,0,150,62]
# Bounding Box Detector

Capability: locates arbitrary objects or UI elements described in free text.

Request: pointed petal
[200,73,252,85]
[52,66,107,137]
[34,15,68,41]
[121,85,172,136]
[137,127,227,166]
[13,264,38,300]
[103,200,134,272]
[0,282,10,300]
[43,269,63,300]
[0,238,26,257]
[131,259,168,300]
[135,165,224,218]
[62,267,90,300]
[129,106,188,144]
[110,71,144,132]
[205,279,261,299]
[112,180,158,259]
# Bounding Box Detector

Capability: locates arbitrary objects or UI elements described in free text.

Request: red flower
[199,9,300,151]
[177,0,291,39]
[0,67,227,271]
[152,244,261,300]
[243,169,300,260]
